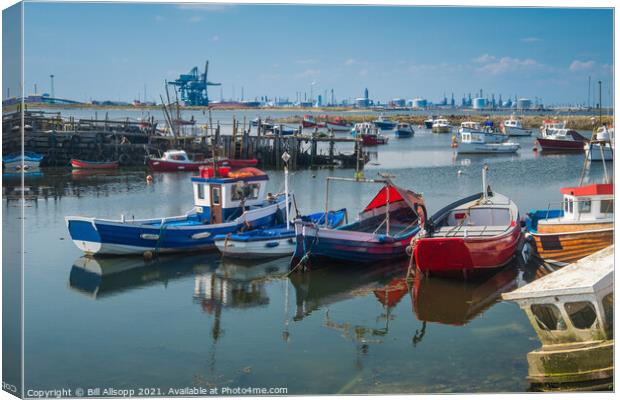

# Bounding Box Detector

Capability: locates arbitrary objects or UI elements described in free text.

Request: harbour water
[4,123,611,394]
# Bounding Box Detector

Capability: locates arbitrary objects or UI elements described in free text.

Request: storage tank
[411,98,427,109]
[516,98,532,110]
[472,97,487,109]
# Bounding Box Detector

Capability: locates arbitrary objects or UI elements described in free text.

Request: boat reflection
[69,254,208,299]
[411,265,520,326]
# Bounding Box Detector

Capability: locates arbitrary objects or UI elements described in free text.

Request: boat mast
[282,151,291,229]
[482,164,489,201]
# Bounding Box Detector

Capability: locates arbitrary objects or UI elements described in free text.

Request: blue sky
[16,3,614,105]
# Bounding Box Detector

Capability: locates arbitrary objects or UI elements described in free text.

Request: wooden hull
[529,225,613,267]
[71,159,119,169]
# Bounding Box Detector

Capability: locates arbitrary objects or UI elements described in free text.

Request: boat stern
[66,216,103,255]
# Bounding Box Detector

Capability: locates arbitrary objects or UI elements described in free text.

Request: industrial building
[168,61,221,106]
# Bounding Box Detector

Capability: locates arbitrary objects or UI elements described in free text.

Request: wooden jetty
[2,109,365,169]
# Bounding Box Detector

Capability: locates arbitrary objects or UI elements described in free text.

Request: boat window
[578,199,591,214]
[531,304,567,331]
[568,199,573,213]
[565,301,597,330]
[603,293,613,334]
[231,183,260,201]
[197,184,205,200]
[211,187,221,205]
[563,200,569,213]
[600,199,613,214]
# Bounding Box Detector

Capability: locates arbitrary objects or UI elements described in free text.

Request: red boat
[302,115,318,128]
[412,167,521,279]
[362,133,389,146]
[536,130,587,152]
[148,150,210,172]
[71,159,119,169]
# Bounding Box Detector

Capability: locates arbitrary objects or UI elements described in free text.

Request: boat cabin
[433,118,450,126]
[554,183,613,223]
[162,150,191,161]
[190,167,270,224]
[503,117,522,128]
[460,121,482,131]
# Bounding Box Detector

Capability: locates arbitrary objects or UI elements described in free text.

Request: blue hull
[374,121,397,130]
[395,130,413,138]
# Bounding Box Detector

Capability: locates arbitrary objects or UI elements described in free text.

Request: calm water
[3,126,612,394]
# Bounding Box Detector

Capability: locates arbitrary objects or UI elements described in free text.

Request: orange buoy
[146,175,153,183]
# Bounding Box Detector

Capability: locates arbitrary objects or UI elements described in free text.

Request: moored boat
[3,151,44,172]
[71,159,119,170]
[525,183,613,267]
[457,130,520,154]
[424,116,436,129]
[291,176,427,267]
[413,165,521,279]
[394,122,414,138]
[325,117,352,132]
[585,125,614,161]
[302,114,318,128]
[66,166,288,256]
[148,150,209,172]
[431,118,451,133]
[500,115,532,136]
[536,130,588,152]
[351,122,389,145]
[373,115,397,130]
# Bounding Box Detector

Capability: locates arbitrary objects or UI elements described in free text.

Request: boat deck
[432,224,509,238]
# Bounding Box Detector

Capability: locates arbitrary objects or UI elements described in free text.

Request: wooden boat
[502,246,613,391]
[71,159,119,169]
[325,117,352,132]
[500,115,532,136]
[373,115,397,130]
[537,119,587,152]
[394,123,414,138]
[431,118,451,133]
[291,176,427,267]
[214,209,347,259]
[302,114,318,128]
[351,122,388,145]
[413,165,521,279]
[66,167,288,256]
[525,183,613,267]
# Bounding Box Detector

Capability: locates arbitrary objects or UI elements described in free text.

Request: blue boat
[214,209,347,259]
[66,167,288,256]
[373,116,397,130]
[3,151,44,172]
[291,177,427,268]
[394,123,414,138]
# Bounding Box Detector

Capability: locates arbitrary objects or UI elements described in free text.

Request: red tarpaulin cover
[363,185,423,212]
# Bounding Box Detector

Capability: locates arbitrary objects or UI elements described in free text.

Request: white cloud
[295,69,321,79]
[569,60,595,72]
[212,35,220,42]
[472,54,496,64]
[520,37,542,43]
[476,57,543,75]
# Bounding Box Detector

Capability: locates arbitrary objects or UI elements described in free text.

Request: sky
[11,2,616,105]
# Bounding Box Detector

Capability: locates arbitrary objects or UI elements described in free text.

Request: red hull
[148,159,209,171]
[414,224,521,279]
[71,159,119,169]
[220,158,258,168]
[536,138,585,151]
[302,120,317,128]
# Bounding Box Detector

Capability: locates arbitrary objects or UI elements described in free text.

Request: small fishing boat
[373,115,397,130]
[424,116,436,129]
[214,209,347,259]
[325,117,352,132]
[394,123,414,138]
[291,175,427,267]
[413,165,521,279]
[148,150,209,172]
[71,159,119,170]
[218,158,259,168]
[457,130,520,154]
[302,114,318,128]
[351,122,389,146]
[66,166,288,256]
[500,115,532,136]
[3,151,44,172]
[431,118,451,133]
[272,125,298,136]
[525,182,613,267]
[536,129,588,152]
[539,119,566,136]
[457,121,482,135]
[585,125,614,161]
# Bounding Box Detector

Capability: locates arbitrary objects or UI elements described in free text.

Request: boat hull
[529,225,613,267]
[537,138,585,152]
[374,121,397,130]
[215,234,296,259]
[586,143,613,161]
[325,122,352,132]
[71,159,119,169]
[148,159,209,172]
[432,126,451,133]
[66,199,287,256]
[414,226,521,279]
[502,126,532,136]
[395,129,414,138]
[457,143,520,154]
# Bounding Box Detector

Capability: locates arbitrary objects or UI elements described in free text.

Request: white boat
[458,121,482,135]
[457,130,520,154]
[501,116,532,136]
[540,119,567,137]
[431,118,451,133]
[325,121,353,132]
[586,125,614,161]
[394,123,414,138]
[3,151,44,172]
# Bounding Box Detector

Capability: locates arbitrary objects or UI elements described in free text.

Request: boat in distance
[148,150,257,171]
[432,118,452,133]
[214,209,347,259]
[291,176,427,267]
[373,116,397,130]
[457,130,520,154]
[3,151,43,172]
[413,166,521,279]
[500,116,532,136]
[394,123,415,138]
[66,167,288,256]
[71,159,119,169]
[525,183,613,267]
